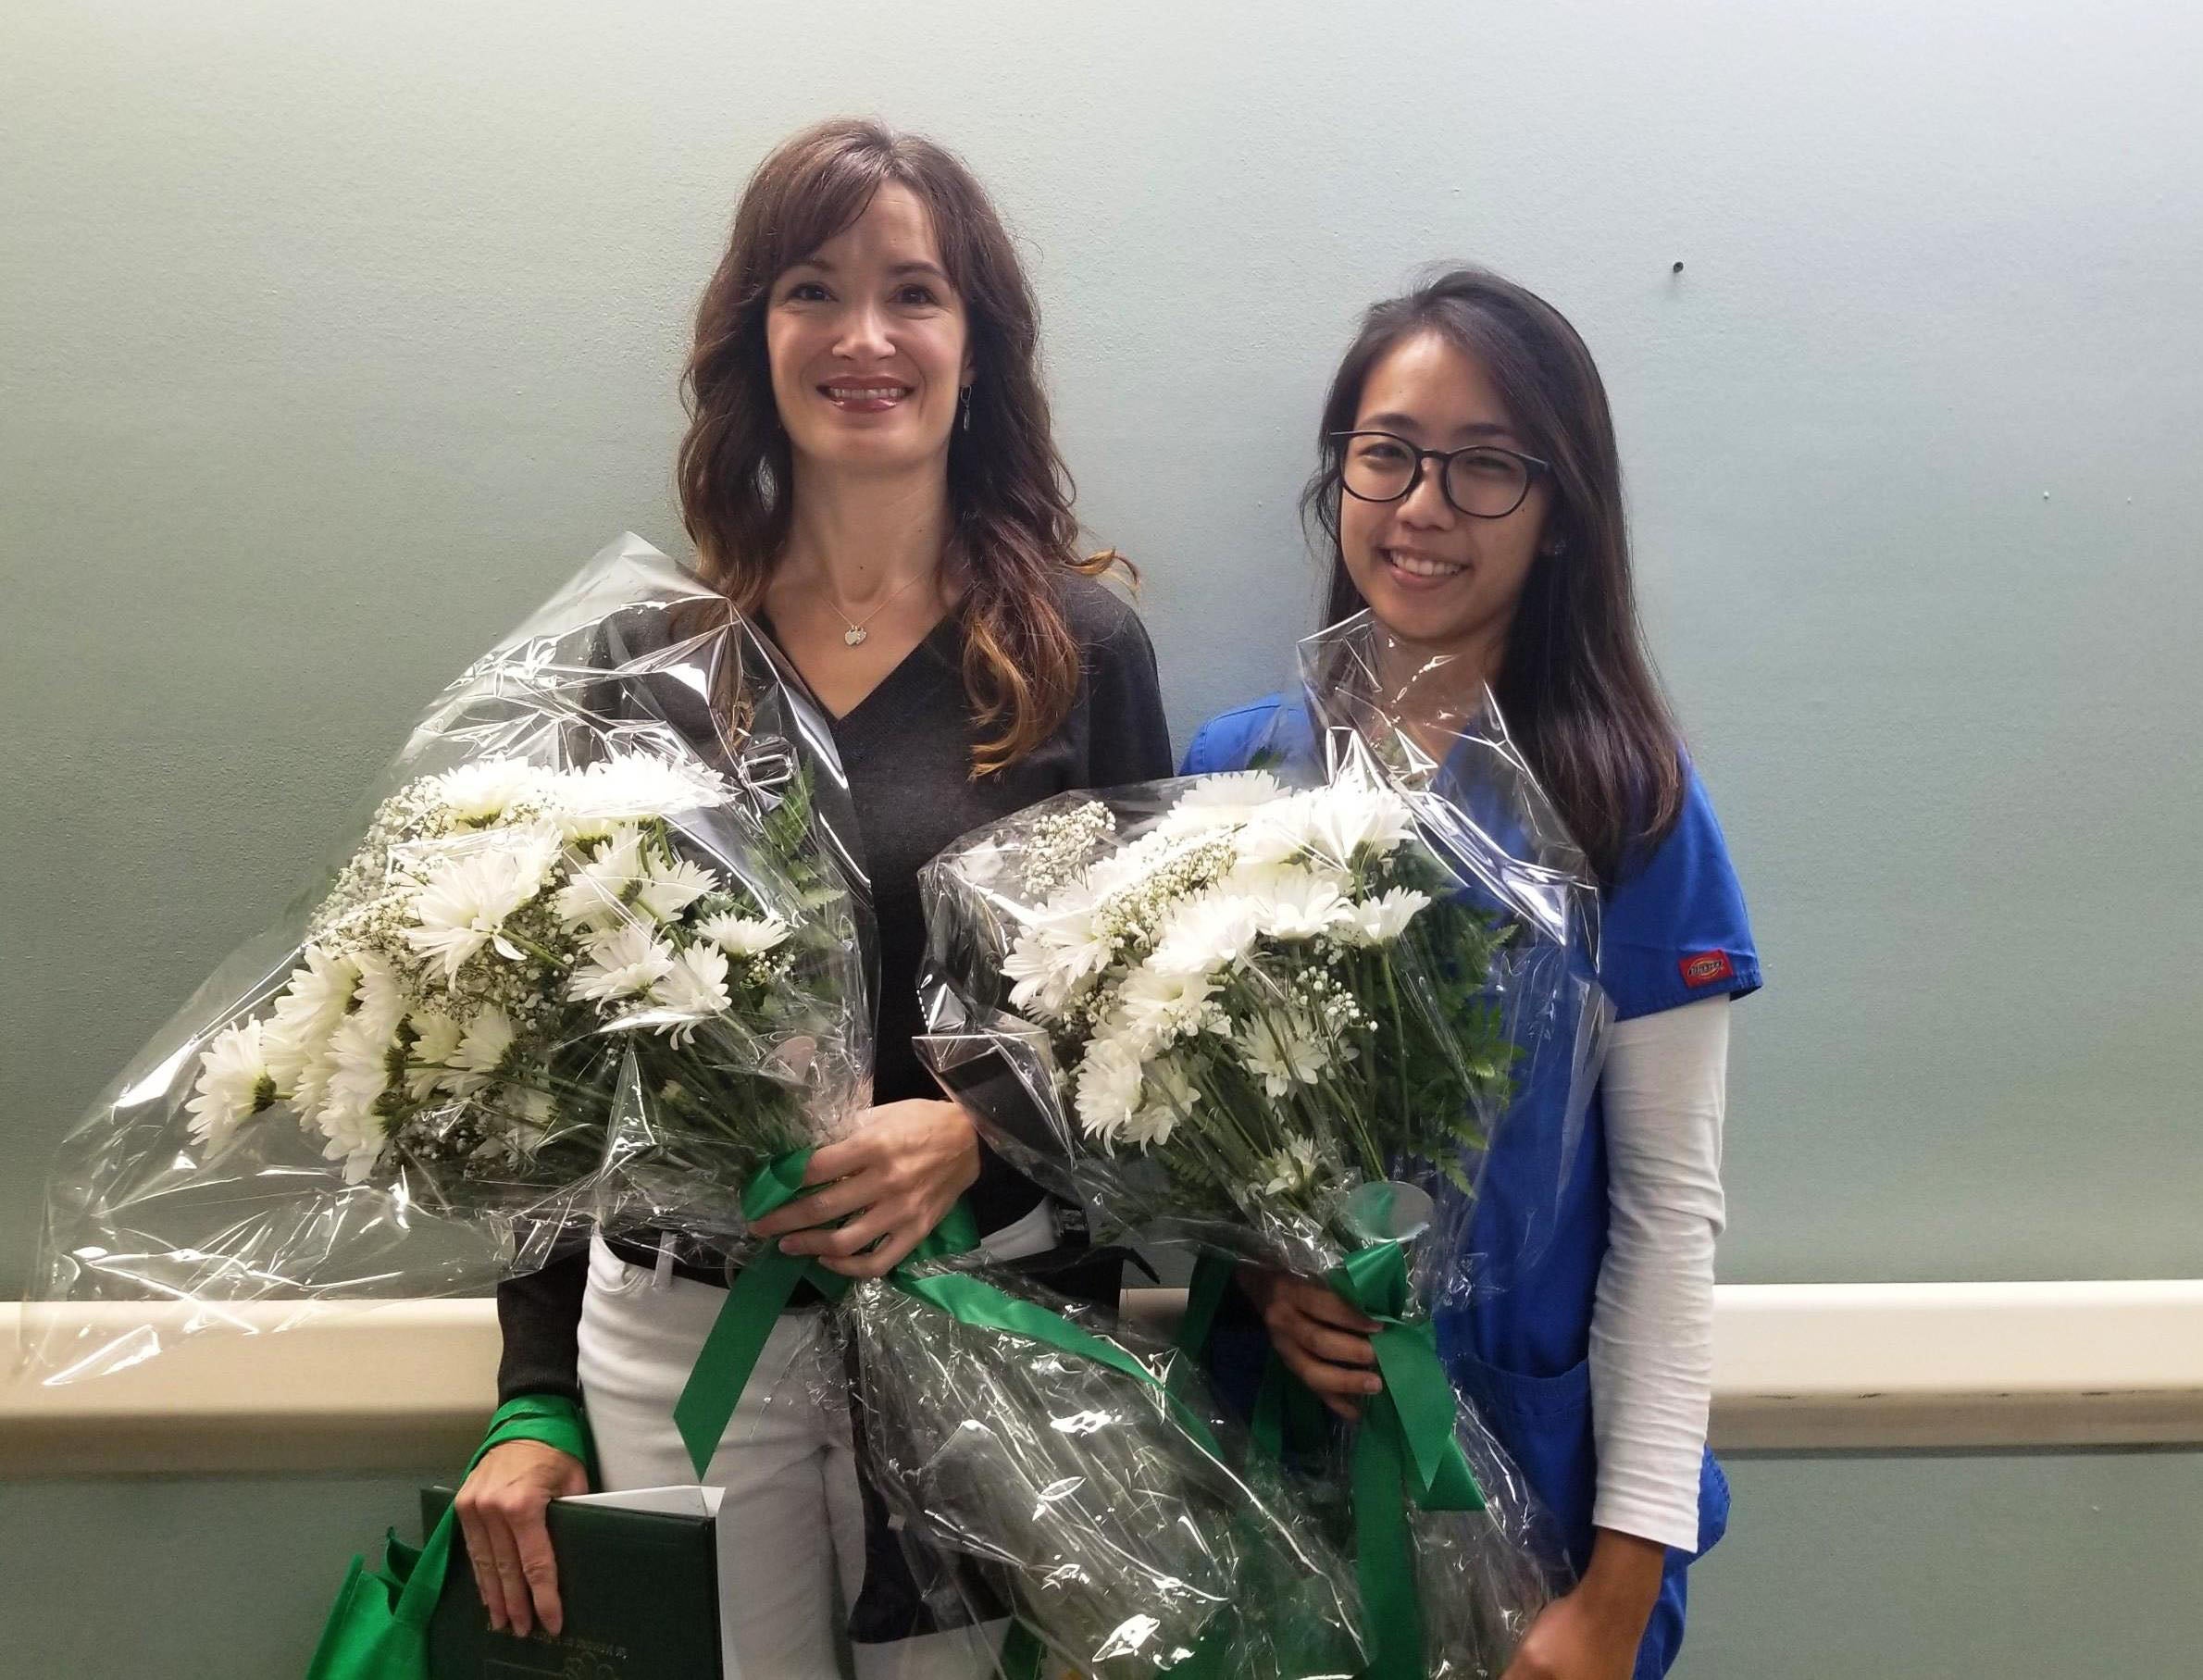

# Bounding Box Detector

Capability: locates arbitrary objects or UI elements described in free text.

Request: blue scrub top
[1182,692,1762,1680]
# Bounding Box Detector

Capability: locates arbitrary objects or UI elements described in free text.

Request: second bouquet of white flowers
[921,762,1517,1272]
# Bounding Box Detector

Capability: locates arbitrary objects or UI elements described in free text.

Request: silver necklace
[821,568,928,647]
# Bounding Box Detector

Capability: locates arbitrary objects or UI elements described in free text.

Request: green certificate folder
[419,1484,726,1679]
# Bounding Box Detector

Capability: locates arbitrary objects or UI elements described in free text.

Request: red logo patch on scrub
[1680,951,1735,988]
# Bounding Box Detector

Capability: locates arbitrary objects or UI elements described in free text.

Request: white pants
[576,1235,1005,1680]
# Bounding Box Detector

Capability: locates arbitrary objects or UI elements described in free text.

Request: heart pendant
[843,627,867,647]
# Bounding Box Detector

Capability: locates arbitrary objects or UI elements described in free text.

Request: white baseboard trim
[7,1280,2202,1475]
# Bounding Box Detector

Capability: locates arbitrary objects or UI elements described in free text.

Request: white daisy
[1235,1009,1334,1099]
[1151,769,1287,838]
[405,1010,465,1100]
[1074,1037,1147,1141]
[428,757,551,825]
[405,831,560,979]
[573,924,678,1005]
[186,1021,278,1150]
[1260,1137,1324,1198]
[350,951,410,1044]
[697,910,792,959]
[1233,788,1325,869]
[447,1007,517,1095]
[261,947,359,1097]
[1148,891,1263,979]
[1114,964,1220,1052]
[1343,887,1431,946]
[317,1014,397,1170]
[636,853,716,924]
[650,944,732,1045]
[1124,1055,1201,1147]
[554,828,646,932]
[316,1093,388,1185]
[557,754,729,840]
[1250,866,1353,942]
[1299,780,1417,870]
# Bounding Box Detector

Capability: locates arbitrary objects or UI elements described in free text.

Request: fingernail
[1365,1375,1383,1392]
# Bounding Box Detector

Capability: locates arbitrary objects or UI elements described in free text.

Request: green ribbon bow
[1179,1245,1486,1680]
[305,1394,597,1680]
[671,1150,1238,1679]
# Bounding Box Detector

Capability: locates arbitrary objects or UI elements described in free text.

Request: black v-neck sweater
[495,575,1172,1403]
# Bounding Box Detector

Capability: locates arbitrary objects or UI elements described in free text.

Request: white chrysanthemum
[447,1007,517,1095]
[1125,1054,1201,1147]
[573,924,678,1005]
[1299,779,1417,870]
[317,1015,396,1168]
[316,1089,387,1185]
[1115,964,1219,1053]
[554,828,646,932]
[1260,1136,1323,1197]
[1343,887,1432,946]
[697,910,792,959]
[186,1021,278,1150]
[1074,1038,1146,1141]
[1251,866,1353,942]
[262,947,359,1097]
[428,757,552,825]
[557,754,729,840]
[1235,1009,1334,1099]
[637,854,716,924]
[1148,891,1263,978]
[1005,899,1114,1018]
[350,951,410,1043]
[405,830,561,979]
[405,1010,465,1100]
[648,944,732,1045]
[1233,788,1324,869]
[1151,769,1288,838]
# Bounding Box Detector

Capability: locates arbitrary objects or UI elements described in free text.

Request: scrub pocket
[1442,1341,1731,1680]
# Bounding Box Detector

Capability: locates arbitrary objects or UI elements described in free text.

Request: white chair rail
[6,1281,2202,1475]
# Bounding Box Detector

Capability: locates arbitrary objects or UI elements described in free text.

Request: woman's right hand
[1238,1264,1386,1420]
[453,1437,591,1636]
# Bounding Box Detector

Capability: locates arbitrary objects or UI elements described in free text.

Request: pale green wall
[7,4,2202,1293]
[5,3,2202,1676]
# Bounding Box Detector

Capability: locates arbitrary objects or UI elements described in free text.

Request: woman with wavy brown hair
[454,118,1170,1678]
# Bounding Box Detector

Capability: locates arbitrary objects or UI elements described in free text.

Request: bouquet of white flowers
[29,535,870,1382]
[915,611,1610,1680]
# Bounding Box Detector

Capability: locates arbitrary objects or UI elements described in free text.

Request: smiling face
[1337,330,1556,665]
[765,181,971,479]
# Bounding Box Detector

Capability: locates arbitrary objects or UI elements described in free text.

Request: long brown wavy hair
[677,118,1115,776]
[1313,268,1683,884]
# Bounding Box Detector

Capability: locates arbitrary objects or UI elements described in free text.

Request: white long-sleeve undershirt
[1587,994,1730,1551]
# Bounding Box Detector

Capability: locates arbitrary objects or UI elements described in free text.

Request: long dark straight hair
[677,118,1116,776]
[1312,268,1682,884]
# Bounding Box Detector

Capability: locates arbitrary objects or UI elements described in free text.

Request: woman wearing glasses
[1183,268,1761,1680]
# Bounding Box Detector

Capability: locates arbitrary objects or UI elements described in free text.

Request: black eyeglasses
[1330,430,1550,519]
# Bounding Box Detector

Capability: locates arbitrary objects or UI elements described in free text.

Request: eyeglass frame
[1327,429,1553,520]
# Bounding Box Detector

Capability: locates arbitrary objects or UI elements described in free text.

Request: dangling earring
[959,384,973,433]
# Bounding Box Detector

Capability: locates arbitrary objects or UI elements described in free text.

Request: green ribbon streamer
[1173,1239,1488,1679]
[1326,1241,1487,1680]
[672,1147,985,1474]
